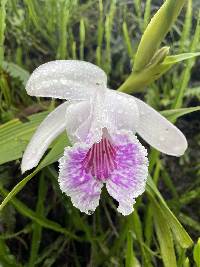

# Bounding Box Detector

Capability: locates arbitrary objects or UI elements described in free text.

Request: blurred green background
[0,0,200,266]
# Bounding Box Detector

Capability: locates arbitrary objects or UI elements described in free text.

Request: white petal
[103,89,139,133]
[26,60,107,100]
[65,89,140,145]
[66,93,106,145]
[132,96,188,156]
[21,102,69,173]
[65,101,91,144]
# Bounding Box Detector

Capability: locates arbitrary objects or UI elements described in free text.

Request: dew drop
[88,210,94,215]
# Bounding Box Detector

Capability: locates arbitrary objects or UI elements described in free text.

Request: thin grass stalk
[173,11,200,109]
[0,0,7,69]
[0,184,78,239]
[72,41,77,59]
[23,0,41,31]
[57,1,69,59]
[105,0,116,74]
[179,0,192,53]
[133,0,143,32]
[151,196,177,267]
[0,76,11,107]
[28,174,47,267]
[122,21,133,60]
[143,0,151,31]
[125,232,135,267]
[79,18,85,60]
[96,0,104,66]
[45,0,57,36]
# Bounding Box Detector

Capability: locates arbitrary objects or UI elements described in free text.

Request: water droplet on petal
[159,136,165,142]
[88,210,94,215]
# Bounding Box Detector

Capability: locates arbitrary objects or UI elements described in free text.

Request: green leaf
[0,0,8,66]
[28,174,46,267]
[151,196,177,267]
[146,176,193,249]
[0,239,20,267]
[79,18,85,60]
[0,111,48,165]
[173,12,200,108]
[122,21,133,59]
[2,61,30,85]
[0,133,69,211]
[163,52,200,65]
[125,232,135,267]
[193,238,200,267]
[183,257,190,267]
[161,106,200,121]
[0,169,39,212]
[179,0,192,53]
[0,185,77,239]
[119,52,200,93]
[134,0,185,71]
[185,87,200,100]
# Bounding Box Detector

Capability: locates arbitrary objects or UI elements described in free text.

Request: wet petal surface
[58,144,103,214]
[26,60,107,101]
[59,130,148,215]
[106,131,148,215]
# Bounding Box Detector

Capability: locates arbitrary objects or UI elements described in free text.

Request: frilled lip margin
[58,130,149,215]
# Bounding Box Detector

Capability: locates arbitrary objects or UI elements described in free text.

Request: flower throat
[82,129,117,180]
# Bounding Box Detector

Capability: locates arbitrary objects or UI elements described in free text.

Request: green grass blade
[56,1,69,59]
[104,0,116,74]
[122,21,133,59]
[118,52,200,93]
[2,61,30,85]
[0,239,21,267]
[133,0,143,32]
[173,12,200,108]
[28,174,47,267]
[23,0,40,30]
[126,231,138,267]
[0,111,48,165]
[96,0,104,66]
[0,133,68,211]
[193,238,200,267]
[147,177,193,248]
[143,0,151,31]
[179,0,192,53]
[151,196,177,267]
[79,18,85,60]
[161,106,200,121]
[134,0,185,71]
[0,0,7,67]
[0,185,78,239]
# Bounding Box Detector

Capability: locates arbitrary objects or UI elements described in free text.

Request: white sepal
[21,102,69,173]
[26,60,107,101]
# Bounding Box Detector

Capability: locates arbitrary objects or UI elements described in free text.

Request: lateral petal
[103,89,139,133]
[133,96,188,156]
[65,93,106,145]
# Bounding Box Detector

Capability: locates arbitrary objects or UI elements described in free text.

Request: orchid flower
[21,60,187,215]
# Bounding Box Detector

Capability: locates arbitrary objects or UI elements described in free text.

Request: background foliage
[0,0,200,266]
